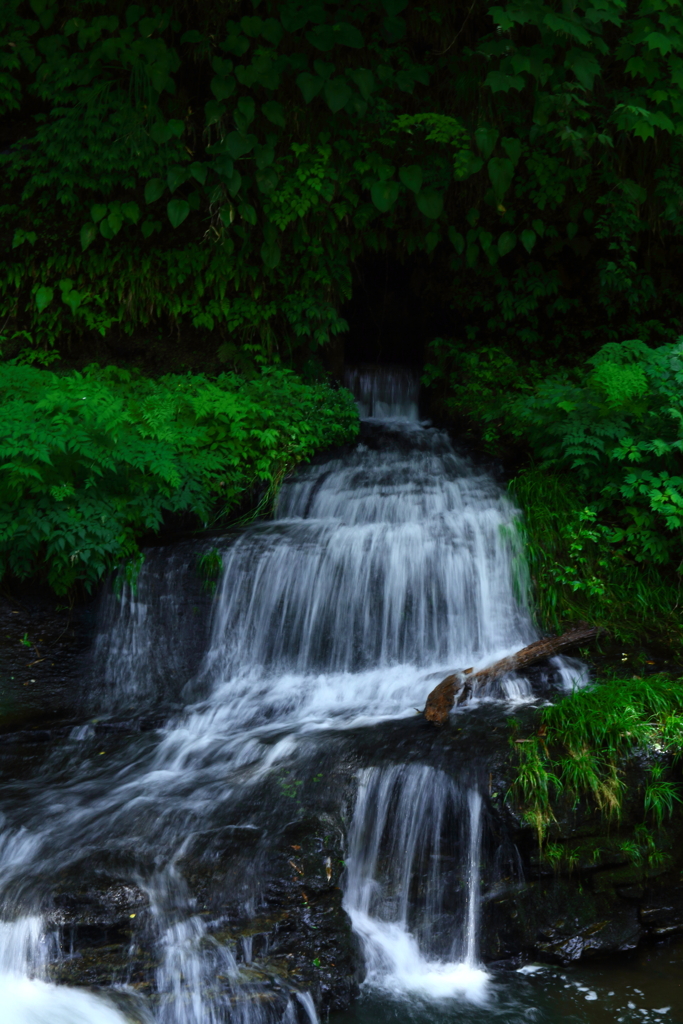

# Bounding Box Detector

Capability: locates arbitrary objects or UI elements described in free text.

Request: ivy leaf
[484,71,525,93]
[168,120,185,138]
[256,167,279,193]
[35,286,53,312]
[261,241,281,268]
[211,75,236,101]
[224,132,254,159]
[324,77,352,113]
[144,178,165,204]
[262,100,285,127]
[383,0,407,12]
[107,211,123,236]
[475,127,499,160]
[296,72,324,103]
[532,218,545,237]
[150,121,173,144]
[167,166,187,193]
[63,288,81,312]
[212,155,234,178]
[239,202,257,225]
[520,229,536,253]
[382,16,405,42]
[205,101,225,126]
[335,22,364,48]
[227,170,242,196]
[488,156,514,201]
[90,204,108,223]
[370,180,400,212]
[167,199,190,228]
[121,202,140,224]
[347,68,375,100]
[80,223,97,251]
[399,165,423,193]
[501,137,522,165]
[255,145,275,169]
[498,231,516,256]
[448,226,465,253]
[189,163,207,185]
[306,25,335,51]
[416,190,444,219]
[237,96,256,125]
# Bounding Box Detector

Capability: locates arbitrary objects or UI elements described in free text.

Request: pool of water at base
[331,940,683,1024]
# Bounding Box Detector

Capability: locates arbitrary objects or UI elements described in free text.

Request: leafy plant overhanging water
[0,363,358,593]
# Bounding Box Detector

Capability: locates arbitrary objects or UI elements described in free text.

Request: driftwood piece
[423,623,599,725]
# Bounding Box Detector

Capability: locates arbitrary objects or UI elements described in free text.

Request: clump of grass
[510,675,683,850]
[509,469,683,651]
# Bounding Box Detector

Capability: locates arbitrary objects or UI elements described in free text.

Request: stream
[0,369,681,1024]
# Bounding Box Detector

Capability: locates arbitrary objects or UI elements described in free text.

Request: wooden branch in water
[423,624,599,725]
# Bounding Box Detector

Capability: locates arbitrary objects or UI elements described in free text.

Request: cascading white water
[343,767,488,1004]
[0,368,587,1022]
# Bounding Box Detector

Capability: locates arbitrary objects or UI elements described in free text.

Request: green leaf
[262,100,285,127]
[99,219,114,240]
[383,0,407,12]
[167,166,187,193]
[370,180,400,212]
[498,231,516,256]
[297,73,324,103]
[121,202,140,224]
[35,286,53,313]
[239,202,257,225]
[80,223,97,251]
[306,25,335,50]
[211,75,235,101]
[646,32,673,55]
[237,96,256,125]
[168,119,185,138]
[212,155,234,178]
[189,163,207,185]
[382,16,405,42]
[347,68,375,100]
[487,156,514,201]
[141,220,158,239]
[256,167,279,193]
[224,132,254,159]
[167,199,190,228]
[520,228,536,253]
[260,241,281,268]
[91,204,108,223]
[150,121,173,144]
[255,145,275,169]
[144,178,165,204]
[501,137,522,165]
[205,100,225,126]
[227,170,242,196]
[484,71,525,93]
[416,190,444,219]
[448,226,465,254]
[532,218,545,237]
[567,51,601,91]
[399,165,423,193]
[63,288,81,311]
[324,77,352,113]
[335,22,364,48]
[107,211,123,236]
[475,127,499,160]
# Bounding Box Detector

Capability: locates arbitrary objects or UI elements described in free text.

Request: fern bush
[0,363,358,594]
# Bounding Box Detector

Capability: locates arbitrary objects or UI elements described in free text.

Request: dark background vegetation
[3,0,683,649]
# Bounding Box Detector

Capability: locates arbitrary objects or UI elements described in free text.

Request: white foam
[0,974,133,1024]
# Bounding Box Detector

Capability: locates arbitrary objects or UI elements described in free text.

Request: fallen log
[423,623,599,725]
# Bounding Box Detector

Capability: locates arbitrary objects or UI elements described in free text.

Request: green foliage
[510,674,683,846]
[0,363,358,594]
[4,0,683,367]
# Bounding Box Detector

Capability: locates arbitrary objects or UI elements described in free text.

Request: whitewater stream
[0,369,681,1024]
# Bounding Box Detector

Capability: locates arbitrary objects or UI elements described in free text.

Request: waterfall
[0,368,587,1022]
[343,767,488,1003]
